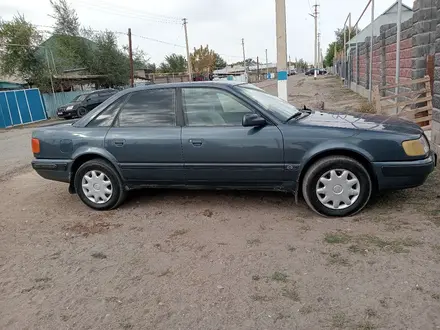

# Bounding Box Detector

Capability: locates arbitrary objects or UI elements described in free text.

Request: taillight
[32,138,40,154]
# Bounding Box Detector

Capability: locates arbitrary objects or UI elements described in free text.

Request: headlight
[402,136,430,156]
[66,105,74,110]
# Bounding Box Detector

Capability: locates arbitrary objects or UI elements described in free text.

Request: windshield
[72,94,88,102]
[237,84,298,121]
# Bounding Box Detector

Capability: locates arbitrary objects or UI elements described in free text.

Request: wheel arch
[68,151,123,193]
[296,148,378,200]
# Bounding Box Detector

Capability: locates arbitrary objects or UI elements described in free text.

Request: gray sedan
[31,81,436,216]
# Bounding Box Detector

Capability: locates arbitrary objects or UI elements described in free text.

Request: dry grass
[63,221,122,237]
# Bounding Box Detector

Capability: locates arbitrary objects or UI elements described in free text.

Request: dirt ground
[1,76,439,330]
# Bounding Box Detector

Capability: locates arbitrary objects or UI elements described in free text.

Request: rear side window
[117,89,176,127]
[87,95,128,127]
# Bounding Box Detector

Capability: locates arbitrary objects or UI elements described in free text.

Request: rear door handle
[189,139,203,146]
[113,139,126,147]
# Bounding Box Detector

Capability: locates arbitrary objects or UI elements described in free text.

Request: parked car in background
[56,89,117,119]
[305,68,327,76]
[32,81,436,217]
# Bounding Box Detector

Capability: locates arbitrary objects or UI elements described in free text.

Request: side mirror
[242,113,266,127]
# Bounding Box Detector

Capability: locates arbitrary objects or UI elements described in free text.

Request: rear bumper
[32,159,72,183]
[373,151,437,190]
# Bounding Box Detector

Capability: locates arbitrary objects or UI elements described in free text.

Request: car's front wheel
[77,107,87,118]
[302,156,372,217]
[74,159,126,210]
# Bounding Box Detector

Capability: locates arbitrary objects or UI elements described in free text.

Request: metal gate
[0,89,47,128]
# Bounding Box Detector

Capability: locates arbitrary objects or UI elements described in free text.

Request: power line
[79,0,182,21]
[74,0,181,24]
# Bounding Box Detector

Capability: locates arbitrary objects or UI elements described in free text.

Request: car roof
[122,80,247,94]
[81,88,116,95]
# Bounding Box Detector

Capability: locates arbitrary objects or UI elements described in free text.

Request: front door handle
[113,139,126,147]
[189,139,203,147]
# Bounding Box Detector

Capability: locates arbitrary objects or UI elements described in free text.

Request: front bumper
[32,159,72,183]
[57,108,76,118]
[373,151,437,190]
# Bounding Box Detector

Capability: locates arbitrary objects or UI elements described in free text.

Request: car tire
[302,156,372,217]
[77,107,87,118]
[74,159,126,210]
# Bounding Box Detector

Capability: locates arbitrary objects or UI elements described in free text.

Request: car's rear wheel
[77,107,87,118]
[74,159,126,210]
[302,156,372,217]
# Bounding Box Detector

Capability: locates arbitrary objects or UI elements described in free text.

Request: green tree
[214,52,227,69]
[0,14,44,83]
[159,53,187,73]
[323,27,360,68]
[89,30,129,86]
[49,0,80,36]
[190,45,216,74]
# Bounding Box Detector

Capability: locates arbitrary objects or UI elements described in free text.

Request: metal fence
[42,90,84,118]
[0,89,47,128]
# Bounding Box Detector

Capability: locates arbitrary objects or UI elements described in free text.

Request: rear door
[180,87,284,187]
[105,88,183,184]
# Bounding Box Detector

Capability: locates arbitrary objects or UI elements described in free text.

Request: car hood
[297,110,423,135]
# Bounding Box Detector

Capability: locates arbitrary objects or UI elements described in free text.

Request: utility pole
[265,48,269,79]
[241,38,247,79]
[257,56,260,81]
[395,0,402,113]
[314,1,318,78]
[183,18,192,81]
[368,0,374,101]
[275,0,288,100]
[309,2,319,79]
[128,28,134,88]
[317,32,321,68]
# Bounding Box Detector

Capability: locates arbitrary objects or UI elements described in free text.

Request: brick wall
[432,0,440,153]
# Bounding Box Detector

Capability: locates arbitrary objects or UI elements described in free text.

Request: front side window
[117,89,176,127]
[182,88,252,126]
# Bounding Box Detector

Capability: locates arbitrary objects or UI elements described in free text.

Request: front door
[180,87,284,187]
[105,88,183,184]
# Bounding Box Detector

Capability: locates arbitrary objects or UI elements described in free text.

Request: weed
[271,271,288,282]
[431,293,440,300]
[247,238,261,246]
[252,275,260,281]
[282,287,300,301]
[331,312,348,328]
[169,229,188,238]
[327,253,350,266]
[357,235,421,253]
[324,232,351,244]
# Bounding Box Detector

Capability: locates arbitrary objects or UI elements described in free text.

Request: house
[0,75,27,91]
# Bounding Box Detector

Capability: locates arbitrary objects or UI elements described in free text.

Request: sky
[1,0,412,66]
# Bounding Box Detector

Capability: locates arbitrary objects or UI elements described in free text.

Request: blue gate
[0,89,47,128]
